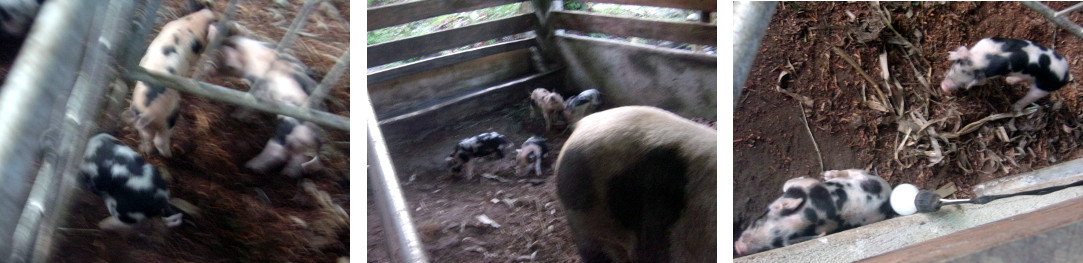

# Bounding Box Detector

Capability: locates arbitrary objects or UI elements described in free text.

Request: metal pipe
[365,91,429,263]
[1054,2,1083,17]
[276,0,322,53]
[1021,1,1083,40]
[733,1,776,108]
[0,0,93,259]
[123,67,350,131]
[22,0,139,261]
[304,48,349,109]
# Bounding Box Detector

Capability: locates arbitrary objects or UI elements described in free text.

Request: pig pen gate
[366,0,716,262]
[734,1,1083,262]
[0,0,350,261]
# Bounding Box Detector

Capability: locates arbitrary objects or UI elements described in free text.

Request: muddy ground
[735,1,1083,257]
[45,0,351,262]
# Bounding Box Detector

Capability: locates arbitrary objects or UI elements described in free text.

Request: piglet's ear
[947,46,970,61]
[771,197,803,211]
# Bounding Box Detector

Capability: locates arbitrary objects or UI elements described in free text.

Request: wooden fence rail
[549,10,715,45]
[368,0,524,30]
[587,0,716,12]
[124,67,350,131]
[368,37,534,84]
[368,13,538,66]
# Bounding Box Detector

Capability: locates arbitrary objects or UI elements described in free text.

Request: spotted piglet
[515,136,548,176]
[123,6,218,158]
[734,169,895,256]
[530,88,565,131]
[216,35,323,178]
[80,133,182,231]
[941,37,1071,112]
[446,132,514,180]
[562,89,602,126]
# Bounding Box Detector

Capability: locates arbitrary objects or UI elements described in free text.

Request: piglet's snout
[940,80,957,95]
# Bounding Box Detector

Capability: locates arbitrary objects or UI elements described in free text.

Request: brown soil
[50,0,350,262]
[735,1,1083,256]
[368,104,583,263]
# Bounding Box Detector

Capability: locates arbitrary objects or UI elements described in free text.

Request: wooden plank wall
[368,0,525,30]
[369,49,534,117]
[587,0,716,12]
[549,11,716,46]
[367,13,538,66]
[367,0,718,127]
[555,33,716,119]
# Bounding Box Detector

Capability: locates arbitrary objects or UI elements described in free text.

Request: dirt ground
[45,0,351,262]
[735,1,1083,257]
[368,103,582,263]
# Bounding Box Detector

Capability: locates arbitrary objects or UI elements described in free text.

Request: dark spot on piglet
[771,237,785,249]
[167,108,179,128]
[272,116,300,144]
[167,67,176,74]
[190,40,204,54]
[162,46,176,56]
[860,179,883,195]
[803,208,818,224]
[833,188,848,210]
[808,185,835,218]
[143,82,168,107]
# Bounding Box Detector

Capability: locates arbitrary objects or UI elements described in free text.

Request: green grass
[366,1,715,69]
[368,2,526,45]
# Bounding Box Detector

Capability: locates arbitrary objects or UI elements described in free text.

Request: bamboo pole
[733,1,777,108]
[1021,1,1083,40]
[191,0,241,81]
[276,0,322,53]
[123,67,350,131]
[304,48,349,109]
[0,0,96,259]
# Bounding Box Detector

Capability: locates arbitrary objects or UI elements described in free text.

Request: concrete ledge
[735,159,1083,262]
[973,158,1083,196]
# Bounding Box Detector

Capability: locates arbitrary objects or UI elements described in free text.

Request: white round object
[890,184,920,216]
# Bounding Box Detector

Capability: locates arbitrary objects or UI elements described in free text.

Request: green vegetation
[586,3,703,22]
[366,1,715,69]
[368,2,526,45]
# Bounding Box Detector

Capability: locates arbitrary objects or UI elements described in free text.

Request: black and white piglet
[734,169,895,256]
[446,132,514,180]
[515,136,549,176]
[215,35,323,178]
[562,89,602,125]
[941,37,1070,111]
[80,133,182,231]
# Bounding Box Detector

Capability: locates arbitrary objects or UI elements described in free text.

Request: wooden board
[377,69,564,143]
[368,13,538,67]
[368,38,536,85]
[368,0,525,30]
[860,196,1083,262]
[554,33,716,119]
[585,0,716,12]
[549,10,716,46]
[370,49,533,117]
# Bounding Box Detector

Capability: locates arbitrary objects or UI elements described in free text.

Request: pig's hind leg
[1012,86,1050,112]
